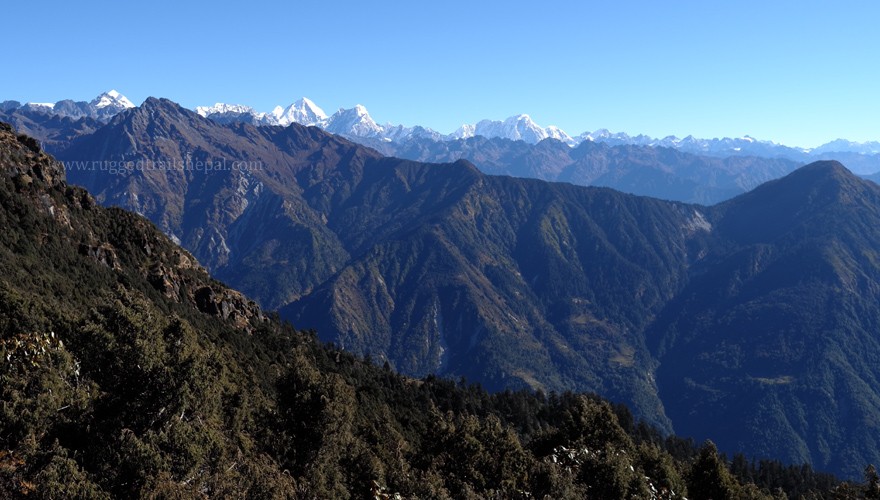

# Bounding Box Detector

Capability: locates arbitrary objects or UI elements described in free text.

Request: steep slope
[58,101,724,427]
[0,124,263,329]
[53,100,880,478]
[58,99,732,428]
[270,97,328,126]
[60,98,384,310]
[281,173,713,427]
[3,122,837,499]
[324,104,384,138]
[649,161,880,478]
[0,121,291,496]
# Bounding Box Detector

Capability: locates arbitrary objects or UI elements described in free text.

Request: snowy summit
[91,90,135,110]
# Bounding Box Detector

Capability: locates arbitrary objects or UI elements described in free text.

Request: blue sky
[5,0,879,148]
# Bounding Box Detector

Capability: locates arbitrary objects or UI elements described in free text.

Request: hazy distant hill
[0,105,102,152]
[373,135,799,204]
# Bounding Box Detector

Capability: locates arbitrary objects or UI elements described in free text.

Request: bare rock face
[78,243,121,270]
[194,286,265,331]
[0,122,66,187]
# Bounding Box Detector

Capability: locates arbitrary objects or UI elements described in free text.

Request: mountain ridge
[8,91,880,171]
[189,97,880,170]
[58,99,713,428]
[647,160,880,475]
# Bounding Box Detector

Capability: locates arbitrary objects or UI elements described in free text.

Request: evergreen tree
[687,441,739,500]
[866,464,880,499]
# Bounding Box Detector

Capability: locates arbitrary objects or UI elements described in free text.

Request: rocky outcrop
[0,121,267,335]
[78,243,121,270]
[194,286,265,330]
[0,122,66,188]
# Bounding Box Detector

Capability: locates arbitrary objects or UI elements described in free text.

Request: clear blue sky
[5,0,880,148]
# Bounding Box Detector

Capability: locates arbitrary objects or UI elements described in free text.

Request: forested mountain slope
[1,122,852,498]
[650,161,880,477]
[51,100,880,479]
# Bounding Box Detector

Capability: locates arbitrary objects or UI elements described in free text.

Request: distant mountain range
[363,135,800,204]
[191,96,880,174]
[0,91,134,153]
[0,90,134,122]
[6,91,880,175]
[195,97,328,127]
[0,92,802,205]
[18,95,880,478]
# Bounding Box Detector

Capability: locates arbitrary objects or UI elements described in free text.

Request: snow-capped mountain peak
[545,125,575,145]
[195,103,257,117]
[12,90,136,122]
[454,114,568,145]
[11,91,880,161]
[324,104,383,137]
[580,129,613,142]
[271,97,328,127]
[194,98,378,134]
[14,92,857,159]
[91,89,135,110]
[450,123,476,140]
